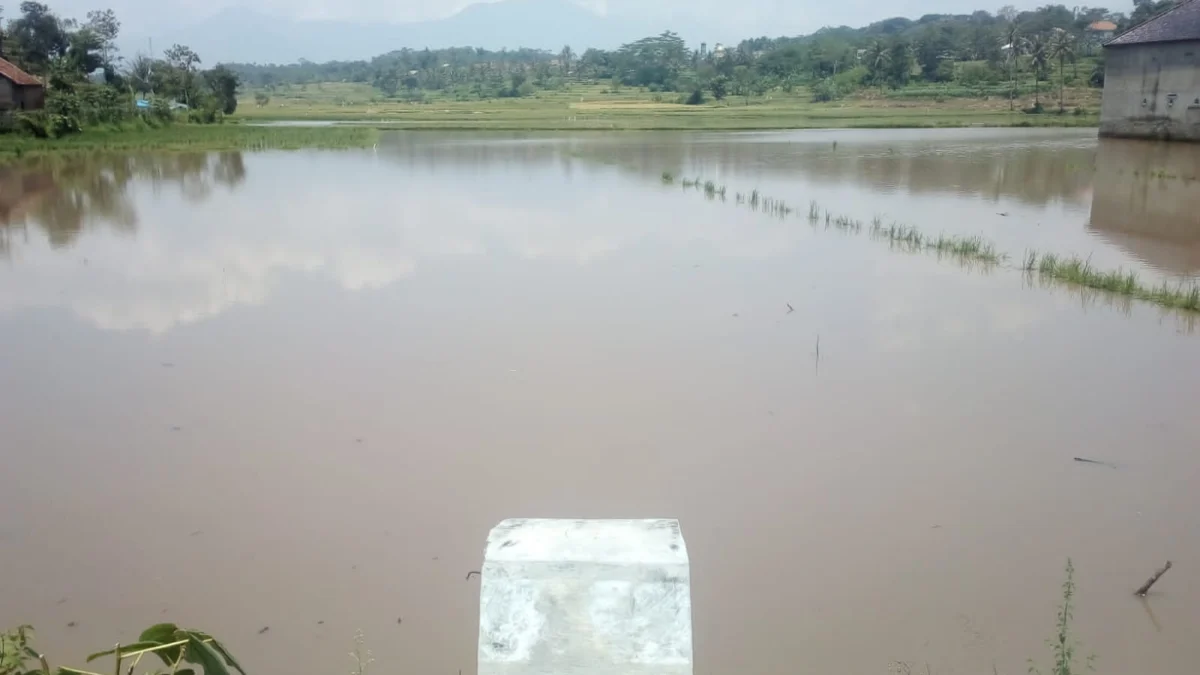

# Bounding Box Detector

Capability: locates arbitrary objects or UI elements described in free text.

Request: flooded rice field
[1,128,1199,675]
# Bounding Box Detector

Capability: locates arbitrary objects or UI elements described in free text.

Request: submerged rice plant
[660,178,1198,316]
[1028,250,1200,311]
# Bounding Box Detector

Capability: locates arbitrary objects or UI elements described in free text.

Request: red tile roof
[0,57,42,86]
[1088,20,1118,31]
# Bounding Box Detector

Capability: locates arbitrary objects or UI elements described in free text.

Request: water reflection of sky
[3,132,1200,675]
[1,130,1198,334]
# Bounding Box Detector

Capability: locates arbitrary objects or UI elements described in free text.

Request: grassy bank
[234,82,1100,131]
[0,124,378,163]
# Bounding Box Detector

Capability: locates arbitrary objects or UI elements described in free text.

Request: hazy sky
[41,0,1133,38]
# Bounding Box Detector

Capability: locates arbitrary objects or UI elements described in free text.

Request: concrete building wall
[16,85,45,110]
[0,79,14,110]
[1100,40,1200,141]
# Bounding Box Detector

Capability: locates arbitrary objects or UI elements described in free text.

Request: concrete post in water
[478,519,692,675]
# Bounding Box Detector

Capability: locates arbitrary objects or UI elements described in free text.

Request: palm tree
[1025,32,1050,110]
[1049,30,1077,113]
[865,40,890,94]
[1000,22,1021,110]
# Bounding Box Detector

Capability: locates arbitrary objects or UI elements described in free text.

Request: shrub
[958,61,1003,86]
[834,65,868,90]
[684,88,706,105]
[187,105,224,124]
[15,110,80,138]
[811,78,841,102]
[709,75,729,100]
[151,99,174,124]
[933,59,956,83]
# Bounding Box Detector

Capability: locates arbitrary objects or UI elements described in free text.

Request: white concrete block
[478,519,692,675]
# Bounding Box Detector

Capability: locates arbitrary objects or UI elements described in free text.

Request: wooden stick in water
[1135,561,1173,597]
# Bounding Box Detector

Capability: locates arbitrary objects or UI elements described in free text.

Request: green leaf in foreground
[85,642,163,663]
[183,638,229,675]
[182,634,244,675]
[137,625,179,645]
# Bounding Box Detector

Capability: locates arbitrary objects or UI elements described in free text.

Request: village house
[0,36,46,113]
[1100,0,1200,141]
[1087,20,1118,41]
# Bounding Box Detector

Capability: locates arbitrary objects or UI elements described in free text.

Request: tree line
[0,0,1186,131]
[225,2,1183,107]
[0,2,238,136]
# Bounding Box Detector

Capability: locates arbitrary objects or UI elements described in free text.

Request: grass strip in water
[0,125,378,163]
[662,171,1199,315]
[1024,251,1200,311]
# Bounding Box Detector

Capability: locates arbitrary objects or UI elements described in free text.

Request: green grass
[869,221,1005,264]
[1025,251,1200,311]
[234,81,1100,131]
[0,124,378,163]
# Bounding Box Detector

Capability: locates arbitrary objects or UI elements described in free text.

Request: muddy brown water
[2,129,1199,675]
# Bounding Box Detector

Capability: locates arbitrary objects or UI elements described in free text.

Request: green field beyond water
[234,82,1101,131]
[0,125,379,163]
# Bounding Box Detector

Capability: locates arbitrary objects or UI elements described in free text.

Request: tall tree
[8,1,69,73]
[84,8,119,70]
[1049,30,1076,113]
[163,43,201,105]
[1000,22,1021,111]
[375,67,399,96]
[204,64,240,114]
[127,53,157,94]
[865,39,890,93]
[559,45,574,76]
[614,31,688,88]
[887,40,915,87]
[63,25,102,77]
[1127,0,1178,28]
[1025,32,1049,109]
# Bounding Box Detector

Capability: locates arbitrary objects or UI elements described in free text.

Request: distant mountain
[121,0,731,65]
